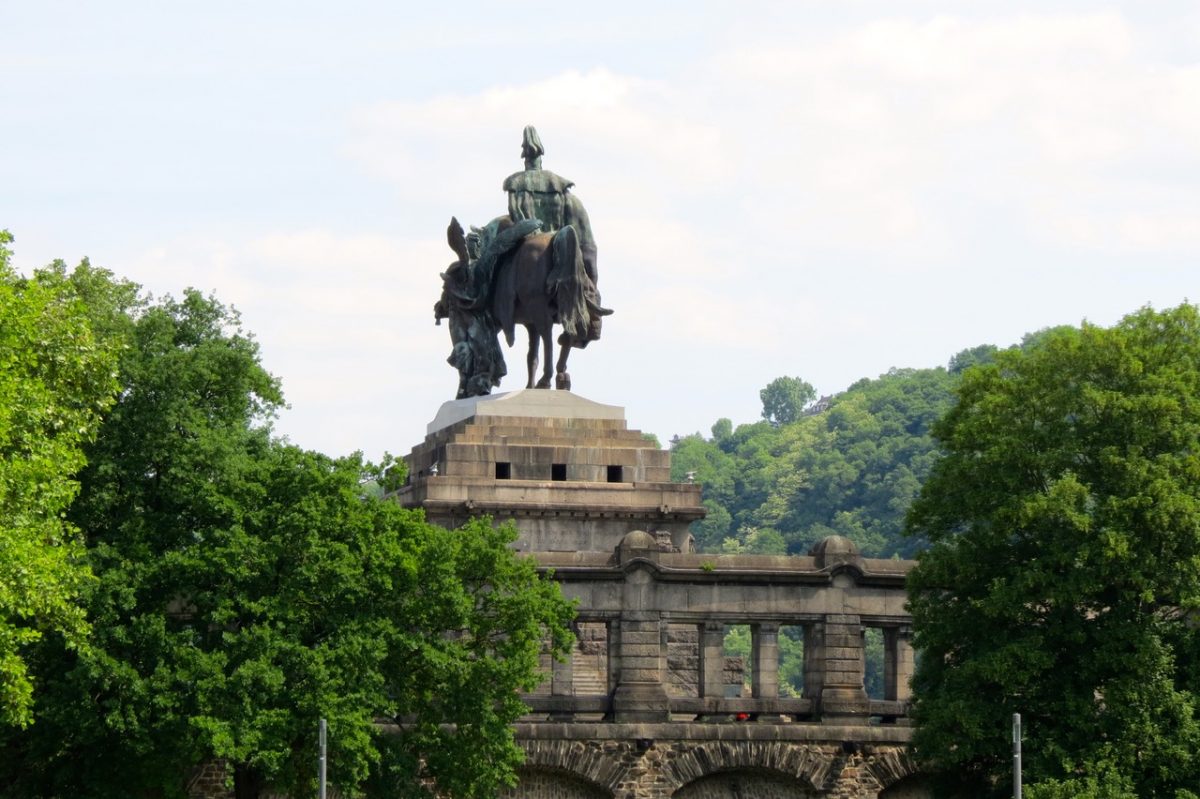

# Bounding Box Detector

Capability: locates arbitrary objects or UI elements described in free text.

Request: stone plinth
[393,390,705,553]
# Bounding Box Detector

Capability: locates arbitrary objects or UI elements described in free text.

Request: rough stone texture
[673,771,817,799]
[187,761,230,798]
[389,393,928,797]
[506,733,922,798]
[392,392,704,553]
[501,767,613,799]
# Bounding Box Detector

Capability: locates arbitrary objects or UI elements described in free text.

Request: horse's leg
[555,335,571,390]
[524,324,538,389]
[535,327,553,389]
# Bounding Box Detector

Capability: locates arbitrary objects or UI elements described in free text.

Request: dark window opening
[495,462,511,480]
[552,463,567,481]
[607,465,623,483]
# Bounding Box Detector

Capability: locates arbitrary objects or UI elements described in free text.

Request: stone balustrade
[522,531,915,727]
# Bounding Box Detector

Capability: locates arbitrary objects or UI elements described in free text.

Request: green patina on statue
[435,127,610,399]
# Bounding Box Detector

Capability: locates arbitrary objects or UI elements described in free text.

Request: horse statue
[439,215,609,395]
[434,126,610,398]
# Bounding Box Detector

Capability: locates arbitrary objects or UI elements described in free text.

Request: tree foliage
[0,233,126,727]
[1,287,574,798]
[673,367,956,557]
[759,376,816,426]
[906,305,1200,798]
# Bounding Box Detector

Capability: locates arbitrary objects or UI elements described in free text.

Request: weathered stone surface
[388,394,927,798]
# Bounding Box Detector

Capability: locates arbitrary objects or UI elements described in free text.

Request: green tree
[2,290,574,798]
[0,233,124,727]
[947,343,997,374]
[906,305,1200,798]
[759,376,816,426]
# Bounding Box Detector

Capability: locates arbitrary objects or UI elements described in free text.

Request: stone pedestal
[393,390,705,554]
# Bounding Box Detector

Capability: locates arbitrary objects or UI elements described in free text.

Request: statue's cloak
[504,169,574,233]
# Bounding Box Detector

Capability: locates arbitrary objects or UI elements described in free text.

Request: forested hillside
[671,344,1005,558]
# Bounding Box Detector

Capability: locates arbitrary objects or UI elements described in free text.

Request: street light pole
[318,718,327,799]
[1013,713,1022,799]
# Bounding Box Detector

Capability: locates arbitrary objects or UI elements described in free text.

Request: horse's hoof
[556,372,571,391]
[535,378,552,389]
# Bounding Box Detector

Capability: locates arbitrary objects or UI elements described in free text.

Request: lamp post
[318,718,327,799]
[1013,713,1022,799]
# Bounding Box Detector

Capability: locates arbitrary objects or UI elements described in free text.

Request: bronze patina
[434,127,609,398]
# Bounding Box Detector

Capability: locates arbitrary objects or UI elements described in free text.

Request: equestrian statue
[434,126,611,399]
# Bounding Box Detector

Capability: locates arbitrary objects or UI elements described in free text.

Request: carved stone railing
[521,532,915,727]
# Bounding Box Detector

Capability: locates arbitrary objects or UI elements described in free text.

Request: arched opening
[878,773,932,798]
[501,767,612,799]
[673,768,818,799]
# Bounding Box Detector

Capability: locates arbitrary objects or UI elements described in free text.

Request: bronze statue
[435,127,610,397]
[504,126,598,283]
[434,219,509,399]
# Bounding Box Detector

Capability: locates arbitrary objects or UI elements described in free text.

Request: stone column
[611,562,669,722]
[894,625,914,703]
[699,621,726,698]
[611,612,670,722]
[606,618,621,694]
[752,622,784,722]
[750,623,780,698]
[819,613,869,721]
[803,622,825,703]
[548,622,576,721]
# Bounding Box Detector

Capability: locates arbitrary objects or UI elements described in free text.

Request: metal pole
[1013,712,1022,799]
[318,718,327,799]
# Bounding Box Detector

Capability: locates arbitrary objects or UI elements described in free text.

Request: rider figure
[503,126,597,283]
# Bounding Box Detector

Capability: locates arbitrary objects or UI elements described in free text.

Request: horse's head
[446,217,470,268]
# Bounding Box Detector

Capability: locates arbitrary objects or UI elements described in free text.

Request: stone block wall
[510,731,924,798]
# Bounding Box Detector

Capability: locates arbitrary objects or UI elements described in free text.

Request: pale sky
[3,2,1199,459]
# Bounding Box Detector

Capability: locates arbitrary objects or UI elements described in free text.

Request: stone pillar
[606,618,621,694]
[699,622,726,698]
[752,622,783,722]
[548,623,576,721]
[611,544,670,722]
[802,622,824,703]
[750,623,780,698]
[894,625,914,703]
[611,612,670,722]
[819,613,869,721]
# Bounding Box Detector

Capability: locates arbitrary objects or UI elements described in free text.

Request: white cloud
[15,6,1200,456]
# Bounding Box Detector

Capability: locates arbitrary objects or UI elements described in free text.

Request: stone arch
[501,766,613,799]
[878,774,932,799]
[517,739,626,795]
[661,742,833,795]
[862,747,923,793]
[673,768,820,799]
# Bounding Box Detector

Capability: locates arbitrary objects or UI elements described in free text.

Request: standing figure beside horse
[434,127,611,399]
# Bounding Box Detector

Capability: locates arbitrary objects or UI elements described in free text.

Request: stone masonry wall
[513,735,923,799]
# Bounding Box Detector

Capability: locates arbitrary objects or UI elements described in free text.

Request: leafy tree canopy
[674,367,956,557]
[0,233,127,727]
[759,375,816,426]
[906,305,1200,798]
[2,281,574,798]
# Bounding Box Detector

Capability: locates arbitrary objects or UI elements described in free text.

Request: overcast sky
[4,1,1198,459]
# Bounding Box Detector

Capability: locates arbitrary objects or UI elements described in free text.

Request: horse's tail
[548,224,590,342]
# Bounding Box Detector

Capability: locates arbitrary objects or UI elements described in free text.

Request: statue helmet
[521,125,544,159]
